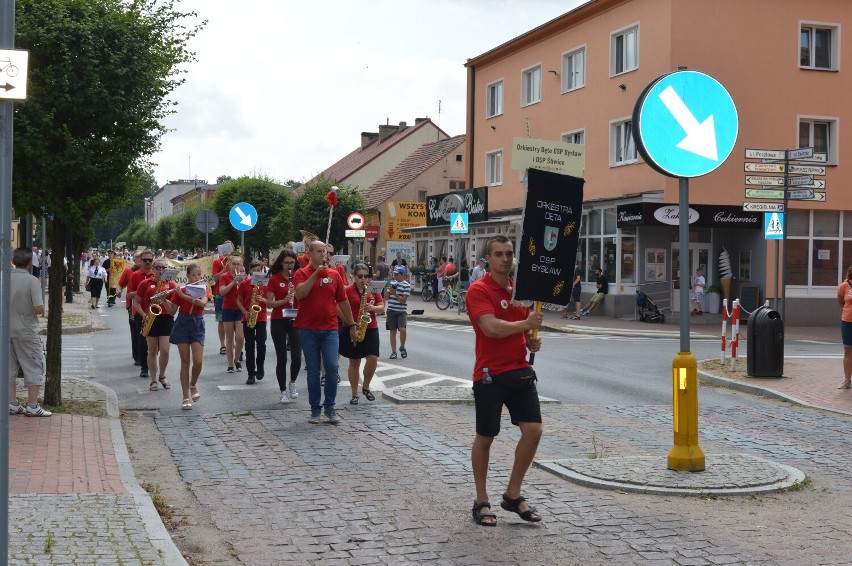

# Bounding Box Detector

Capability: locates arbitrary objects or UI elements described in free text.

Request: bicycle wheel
[458,291,468,314]
[421,284,433,302]
[435,290,450,310]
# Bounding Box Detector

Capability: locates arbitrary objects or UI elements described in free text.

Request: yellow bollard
[667,351,705,471]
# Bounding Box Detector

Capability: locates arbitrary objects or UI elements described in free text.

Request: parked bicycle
[421,274,435,302]
[0,58,19,77]
[436,279,467,314]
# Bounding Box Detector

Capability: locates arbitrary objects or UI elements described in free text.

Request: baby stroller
[636,291,665,323]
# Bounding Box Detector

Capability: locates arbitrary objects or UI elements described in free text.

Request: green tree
[117,219,154,249]
[13,0,203,405]
[209,176,292,256]
[292,176,365,251]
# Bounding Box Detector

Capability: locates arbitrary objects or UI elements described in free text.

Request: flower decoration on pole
[325,185,340,245]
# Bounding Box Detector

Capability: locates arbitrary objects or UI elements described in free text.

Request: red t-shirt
[135,280,177,318]
[465,274,531,382]
[345,284,383,329]
[219,272,243,310]
[293,264,347,330]
[445,262,456,277]
[127,269,153,313]
[118,266,136,309]
[212,257,226,295]
[238,278,268,323]
[267,272,298,320]
[173,286,212,316]
[298,253,310,269]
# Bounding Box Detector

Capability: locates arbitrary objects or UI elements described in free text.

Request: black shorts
[143,314,174,338]
[473,367,541,437]
[339,326,379,359]
[571,285,581,303]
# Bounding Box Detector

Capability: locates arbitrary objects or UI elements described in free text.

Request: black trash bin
[747,306,784,377]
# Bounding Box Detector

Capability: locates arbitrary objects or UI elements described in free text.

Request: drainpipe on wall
[465,64,475,190]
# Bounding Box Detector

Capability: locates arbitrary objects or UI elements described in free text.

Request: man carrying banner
[466,235,543,526]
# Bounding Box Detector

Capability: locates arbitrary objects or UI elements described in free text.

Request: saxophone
[356,286,372,343]
[141,281,165,337]
[246,281,263,329]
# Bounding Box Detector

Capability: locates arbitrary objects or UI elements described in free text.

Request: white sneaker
[279,391,290,404]
[288,382,298,399]
[9,402,24,415]
[24,404,52,417]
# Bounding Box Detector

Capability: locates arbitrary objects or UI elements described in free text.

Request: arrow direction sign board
[744,162,785,173]
[743,202,784,212]
[787,164,826,175]
[745,148,786,160]
[786,147,814,160]
[799,152,827,163]
[634,70,738,178]
[802,191,826,202]
[745,189,784,199]
[0,49,29,100]
[746,175,784,186]
[787,175,814,187]
[787,188,815,200]
[229,202,257,232]
[800,179,827,189]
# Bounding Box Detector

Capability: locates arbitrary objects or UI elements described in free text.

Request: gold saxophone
[247,281,263,328]
[356,286,372,343]
[141,282,167,337]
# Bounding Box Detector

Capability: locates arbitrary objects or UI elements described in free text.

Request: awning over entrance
[616,203,761,229]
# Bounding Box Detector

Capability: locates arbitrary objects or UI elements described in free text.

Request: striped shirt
[386,280,410,313]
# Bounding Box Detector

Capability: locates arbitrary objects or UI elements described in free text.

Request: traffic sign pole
[781,151,790,321]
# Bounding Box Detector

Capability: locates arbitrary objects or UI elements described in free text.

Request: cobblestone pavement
[157,400,852,565]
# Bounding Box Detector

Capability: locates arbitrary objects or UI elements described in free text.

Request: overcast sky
[151,0,587,187]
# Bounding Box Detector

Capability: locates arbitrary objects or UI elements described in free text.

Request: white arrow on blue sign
[633,70,738,178]
[229,202,258,232]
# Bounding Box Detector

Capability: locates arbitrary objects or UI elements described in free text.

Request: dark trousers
[133,315,149,370]
[107,287,117,305]
[128,308,139,362]
[243,321,267,376]
[270,318,301,391]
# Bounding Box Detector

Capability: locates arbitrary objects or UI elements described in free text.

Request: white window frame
[521,64,542,106]
[486,79,504,118]
[610,118,637,166]
[610,23,639,76]
[799,21,840,71]
[561,45,586,93]
[561,129,585,145]
[798,115,839,165]
[485,150,503,186]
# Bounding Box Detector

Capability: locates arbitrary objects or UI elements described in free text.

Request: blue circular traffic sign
[229,202,258,232]
[633,70,738,178]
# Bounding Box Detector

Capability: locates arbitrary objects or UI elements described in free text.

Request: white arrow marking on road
[235,206,253,227]
[658,85,718,161]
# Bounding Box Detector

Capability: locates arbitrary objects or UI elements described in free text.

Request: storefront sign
[514,169,584,305]
[617,203,760,229]
[385,201,427,241]
[425,186,488,227]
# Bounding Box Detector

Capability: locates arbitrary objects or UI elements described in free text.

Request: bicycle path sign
[0,49,29,101]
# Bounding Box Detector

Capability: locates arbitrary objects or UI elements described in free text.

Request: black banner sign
[515,169,584,305]
[616,202,760,228]
[426,186,488,227]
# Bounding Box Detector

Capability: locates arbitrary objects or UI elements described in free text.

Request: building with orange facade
[458,0,850,324]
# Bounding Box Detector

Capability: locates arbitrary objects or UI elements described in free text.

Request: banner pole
[529,301,541,364]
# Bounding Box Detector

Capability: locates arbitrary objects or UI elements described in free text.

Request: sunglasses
[355,274,370,279]
[154,266,167,271]
[141,258,153,263]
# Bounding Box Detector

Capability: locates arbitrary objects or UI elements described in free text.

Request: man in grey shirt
[373,255,390,282]
[9,248,52,416]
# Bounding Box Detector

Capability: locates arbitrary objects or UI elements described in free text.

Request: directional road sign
[633,70,738,178]
[195,210,219,234]
[745,189,784,199]
[745,148,786,160]
[787,175,814,187]
[800,179,826,189]
[450,213,469,234]
[764,212,784,240]
[746,175,784,186]
[744,162,785,173]
[787,189,815,200]
[786,147,814,160]
[347,212,365,230]
[0,49,29,100]
[743,202,784,212]
[787,164,825,175]
[229,202,257,232]
[801,192,826,202]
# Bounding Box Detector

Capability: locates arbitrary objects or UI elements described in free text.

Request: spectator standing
[294,240,358,424]
[390,252,408,277]
[31,246,41,279]
[837,265,852,390]
[690,268,705,315]
[374,255,390,283]
[8,248,52,417]
[466,235,543,526]
[471,258,487,283]
[386,266,410,359]
[561,265,583,320]
[580,268,608,316]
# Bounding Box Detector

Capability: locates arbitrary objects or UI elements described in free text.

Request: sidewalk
[8,291,847,561]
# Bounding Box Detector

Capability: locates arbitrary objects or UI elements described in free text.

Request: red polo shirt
[135,280,177,317]
[219,272,243,310]
[127,269,153,313]
[293,264,346,330]
[238,278,268,323]
[465,274,531,382]
[118,266,137,309]
[173,286,212,316]
[344,284,383,329]
[267,272,298,320]
[212,257,226,295]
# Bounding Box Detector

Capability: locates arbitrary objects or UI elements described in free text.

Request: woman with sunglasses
[340,263,384,404]
[266,250,301,403]
[169,264,211,409]
[132,259,177,391]
[218,256,246,373]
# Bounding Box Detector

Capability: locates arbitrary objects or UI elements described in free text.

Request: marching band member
[266,250,301,403]
[133,258,177,391]
[127,250,155,379]
[340,263,384,405]
[218,255,246,374]
[169,264,211,410]
[237,260,269,385]
[118,251,142,366]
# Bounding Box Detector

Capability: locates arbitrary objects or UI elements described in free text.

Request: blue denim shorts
[221,308,243,323]
[169,314,205,345]
[841,321,852,348]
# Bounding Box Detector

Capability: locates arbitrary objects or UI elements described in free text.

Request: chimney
[361,132,378,148]
[378,124,399,142]
[415,117,429,125]
[398,121,407,129]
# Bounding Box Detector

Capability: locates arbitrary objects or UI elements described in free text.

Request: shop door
[671,244,710,312]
